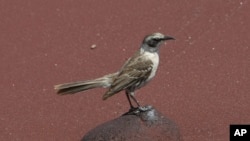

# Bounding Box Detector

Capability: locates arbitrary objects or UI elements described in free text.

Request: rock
[81,105,181,141]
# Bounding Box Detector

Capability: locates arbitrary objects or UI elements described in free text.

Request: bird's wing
[102,56,153,100]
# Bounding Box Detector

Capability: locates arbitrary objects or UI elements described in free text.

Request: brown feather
[102,53,153,100]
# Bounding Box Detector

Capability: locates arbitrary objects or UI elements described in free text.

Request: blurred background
[0,0,249,141]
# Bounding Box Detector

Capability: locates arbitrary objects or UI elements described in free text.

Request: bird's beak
[163,36,175,40]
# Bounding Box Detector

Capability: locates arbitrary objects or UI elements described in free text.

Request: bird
[54,32,174,110]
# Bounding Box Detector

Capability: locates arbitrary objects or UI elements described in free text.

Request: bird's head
[142,32,174,52]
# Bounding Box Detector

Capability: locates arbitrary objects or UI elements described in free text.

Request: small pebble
[91,44,97,49]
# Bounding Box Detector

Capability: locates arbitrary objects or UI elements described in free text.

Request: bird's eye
[146,38,161,47]
[153,38,161,41]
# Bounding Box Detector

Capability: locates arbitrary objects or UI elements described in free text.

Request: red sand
[1,1,249,141]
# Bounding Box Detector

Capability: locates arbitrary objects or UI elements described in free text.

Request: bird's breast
[142,52,159,81]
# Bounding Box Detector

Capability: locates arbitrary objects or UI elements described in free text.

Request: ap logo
[230,125,249,141]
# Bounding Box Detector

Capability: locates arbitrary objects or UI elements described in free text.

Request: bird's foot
[124,105,153,115]
[138,105,153,112]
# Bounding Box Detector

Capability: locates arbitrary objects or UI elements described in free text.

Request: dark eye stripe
[153,38,161,41]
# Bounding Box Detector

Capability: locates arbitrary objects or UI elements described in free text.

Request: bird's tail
[54,73,118,95]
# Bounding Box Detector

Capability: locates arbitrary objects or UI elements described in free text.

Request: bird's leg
[129,92,141,108]
[124,91,151,115]
[126,91,135,110]
[129,92,153,112]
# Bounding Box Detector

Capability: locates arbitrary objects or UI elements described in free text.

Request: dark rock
[81,105,181,141]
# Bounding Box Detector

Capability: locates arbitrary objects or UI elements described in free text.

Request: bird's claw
[124,105,153,115]
[138,105,152,111]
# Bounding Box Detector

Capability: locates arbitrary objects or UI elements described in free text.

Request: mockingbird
[54,32,174,109]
